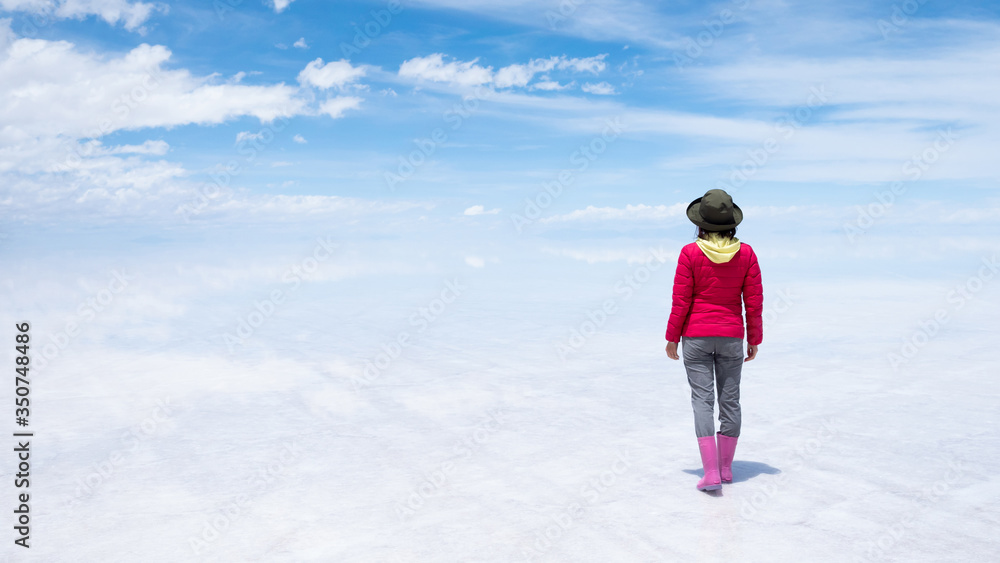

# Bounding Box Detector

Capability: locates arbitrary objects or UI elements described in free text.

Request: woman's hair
[696,226,737,240]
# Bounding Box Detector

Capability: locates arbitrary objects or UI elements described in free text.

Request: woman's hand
[745,344,758,362]
[665,341,679,360]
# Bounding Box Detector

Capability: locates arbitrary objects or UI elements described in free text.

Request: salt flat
[5,224,997,562]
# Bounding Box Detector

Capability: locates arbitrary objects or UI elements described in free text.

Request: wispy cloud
[582,81,616,95]
[398,53,608,91]
[398,53,493,87]
[532,79,572,91]
[494,55,606,88]
[0,0,166,31]
[102,140,170,156]
[406,0,683,49]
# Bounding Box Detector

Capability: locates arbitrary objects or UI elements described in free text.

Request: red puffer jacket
[665,241,763,345]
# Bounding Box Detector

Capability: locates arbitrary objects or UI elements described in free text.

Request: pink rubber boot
[696,436,722,491]
[717,433,738,483]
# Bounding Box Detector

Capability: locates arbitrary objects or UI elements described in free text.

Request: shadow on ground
[682,461,781,483]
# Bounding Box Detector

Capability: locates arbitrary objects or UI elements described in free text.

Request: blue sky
[0,0,998,281]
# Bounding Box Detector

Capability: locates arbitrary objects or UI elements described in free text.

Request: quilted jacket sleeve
[742,245,764,346]
[665,246,694,342]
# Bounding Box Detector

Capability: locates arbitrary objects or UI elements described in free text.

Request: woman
[665,189,763,492]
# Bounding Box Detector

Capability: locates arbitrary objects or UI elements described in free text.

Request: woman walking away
[665,189,763,492]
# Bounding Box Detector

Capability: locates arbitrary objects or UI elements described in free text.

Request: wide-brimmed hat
[686,189,743,231]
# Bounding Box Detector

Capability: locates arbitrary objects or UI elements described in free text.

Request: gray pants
[682,336,743,438]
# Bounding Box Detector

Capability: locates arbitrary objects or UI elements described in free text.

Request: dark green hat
[686,189,743,231]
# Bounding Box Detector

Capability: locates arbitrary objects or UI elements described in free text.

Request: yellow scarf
[696,232,741,264]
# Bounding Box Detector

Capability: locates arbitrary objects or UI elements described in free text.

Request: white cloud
[292,134,307,144]
[492,63,533,89]
[426,54,608,89]
[271,0,295,13]
[464,256,485,268]
[558,54,607,74]
[496,57,552,88]
[398,53,493,87]
[582,81,616,95]
[493,57,562,88]
[463,205,500,215]
[0,0,166,31]
[0,21,376,223]
[298,58,366,90]
[0,31,308,147]
[318,97,362,118]
[235,131,265,144]
[293,37,308,49]
[531,80,571,91]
